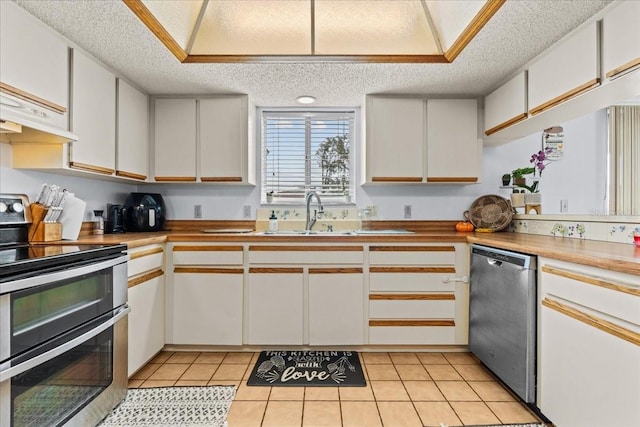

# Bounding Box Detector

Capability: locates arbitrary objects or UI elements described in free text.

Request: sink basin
[257,230,356,236]
[353,229,414,234]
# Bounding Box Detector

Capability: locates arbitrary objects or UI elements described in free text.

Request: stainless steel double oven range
[0,194,129,427]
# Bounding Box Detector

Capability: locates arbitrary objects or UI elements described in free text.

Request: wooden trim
[122,0,188,62]
[174,267,244,274]
[426,177,478,183]
[249,267,304,274]
[369,319,455,327]
[370,266,456,273]
[183,54,449,64]
[606,57,640,79]
[370,245,455,252]
[541,265,640,298]
[128,268,163,288]
[308,268,363,274]
[201,176,243,182]
[154,176,197,182]
[116,170,147,180]
[529,78,601,116]
[174,245,243,252]
[249,245,363,252]
[69,162,115,175]
[370,294,455,301]
[444,0,507,62]
[129,247,163,260]
[371,177,423,183]
[165,220,255,231]
[542,298,640,347]
[484,113,528,136]
[0,82,67,114]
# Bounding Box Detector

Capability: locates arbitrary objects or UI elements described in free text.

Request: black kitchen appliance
[106,203,125,234]
[123,192,166,232]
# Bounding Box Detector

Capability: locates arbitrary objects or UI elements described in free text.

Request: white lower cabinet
[246,269,304,345]
[539,259,640,427]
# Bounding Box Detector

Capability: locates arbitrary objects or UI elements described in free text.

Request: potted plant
[501,173,511,186]
[511,167,534,187]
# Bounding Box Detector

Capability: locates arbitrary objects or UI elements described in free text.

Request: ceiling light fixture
[296,96,317,104]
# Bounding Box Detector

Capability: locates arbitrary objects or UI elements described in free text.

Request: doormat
[247,350,366,387]
[98,386,236,427]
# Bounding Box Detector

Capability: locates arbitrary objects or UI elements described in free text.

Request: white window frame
[258,107,359,205]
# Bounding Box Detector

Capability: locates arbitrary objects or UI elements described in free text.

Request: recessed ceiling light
[296,96,316,104]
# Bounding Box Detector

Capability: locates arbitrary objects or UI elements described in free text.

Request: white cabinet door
[247,270,304,345]
[366,96,425,183]
[70,49,116,174]
[154,98,196,181]
[602,1,640,80]
[0,1,69,118]
[200,97,248,183]
[484,72,527,136]
[528,22,599,116]
[308,270,364,345]
[172,270,244,345]
[117,79,148,180]
[426,99,479,182]
[128,275,165,377]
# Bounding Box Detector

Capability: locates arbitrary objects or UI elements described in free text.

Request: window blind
[262,111,354,203]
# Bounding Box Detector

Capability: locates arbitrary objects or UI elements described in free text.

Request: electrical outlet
[194,204,202,219]
[367,205,378,218]
[560,199,569,213]
[243,205,251,219]
[403,204,412,219]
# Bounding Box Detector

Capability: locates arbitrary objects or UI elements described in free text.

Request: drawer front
[248,245,363,265]
[369,246,456,266]
[370,298,455,319]
[369,271,454,292]
[128,246,164,278]
[369,325,455,345]
[173,245,244,266]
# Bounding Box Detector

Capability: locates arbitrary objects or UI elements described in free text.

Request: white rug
[98,386,236,427]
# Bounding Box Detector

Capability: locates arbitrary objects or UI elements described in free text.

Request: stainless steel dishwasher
[469,244,537,404]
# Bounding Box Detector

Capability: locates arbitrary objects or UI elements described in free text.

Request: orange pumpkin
[456,221,474,232]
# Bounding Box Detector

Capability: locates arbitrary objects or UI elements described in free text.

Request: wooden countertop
[59,230,640,276]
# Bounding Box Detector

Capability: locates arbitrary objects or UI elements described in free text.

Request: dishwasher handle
[487,258,503,267]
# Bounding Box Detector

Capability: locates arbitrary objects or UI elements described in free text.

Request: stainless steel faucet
[305,191,324,231]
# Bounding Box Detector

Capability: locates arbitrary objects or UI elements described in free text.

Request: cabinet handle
[442,275,468,284]
[69,162,114,175]
[541,265,640,297]
[116,170,147,180]
[129,247,163,260]
[128,268,164,288]
[371,177,423,183]
[606,57,640,79]
[529,78,600,116]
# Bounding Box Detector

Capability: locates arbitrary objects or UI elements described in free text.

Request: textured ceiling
[16,0,612,107]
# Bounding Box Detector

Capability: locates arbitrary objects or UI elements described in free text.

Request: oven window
[11,268,114,358]
[11,328,113,427]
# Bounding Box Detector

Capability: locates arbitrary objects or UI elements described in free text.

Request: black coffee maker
[123,193,166,232]
[105,204,125,234]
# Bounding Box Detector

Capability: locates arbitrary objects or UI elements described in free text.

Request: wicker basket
[463,195,513,231]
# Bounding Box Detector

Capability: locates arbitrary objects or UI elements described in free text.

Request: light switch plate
[404,204,412,219]
[194,204,202,218]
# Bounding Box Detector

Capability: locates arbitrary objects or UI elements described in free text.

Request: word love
[280,366,330,382]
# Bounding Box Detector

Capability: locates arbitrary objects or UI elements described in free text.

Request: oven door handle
[1,255,128,294]
[0,305,130,382]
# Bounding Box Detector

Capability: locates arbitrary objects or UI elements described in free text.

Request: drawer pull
[442,275,468,284]
[128,268,163,288]
[129,247,163,260]
[369,319,455,327]
[542,265,640,297]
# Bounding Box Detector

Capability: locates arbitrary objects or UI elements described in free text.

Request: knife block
[28,204,63,242]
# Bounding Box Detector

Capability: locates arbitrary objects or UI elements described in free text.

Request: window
[608,105,640,216]
[261,110,355,204]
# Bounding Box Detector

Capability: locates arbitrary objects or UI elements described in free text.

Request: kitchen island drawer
[369,245,456,266]
[369,268,455,292]
[128,245,164,277]
[369,294,455,319]
[369,321,455,345]
[172,245,244,265]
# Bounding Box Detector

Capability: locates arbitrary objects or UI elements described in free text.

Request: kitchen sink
[352,229,414,235]
[256,230,357,236]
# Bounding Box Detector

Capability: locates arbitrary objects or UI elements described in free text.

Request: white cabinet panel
[309,271,364,345]
[117,79,148,180]
[154,98,196,181]
[528,22,599,115]
[369,326,455,345]
[366,96,425,183]
[369,246,456,265]
[426,99,479,182]
[602,1,640,79]
[200,97,247,182]
[128,275,165,376]
[370,299,454,319]
[484,72,527,136]
[70,49,116,174]
[173,246,244,265]
[369,273,452,292]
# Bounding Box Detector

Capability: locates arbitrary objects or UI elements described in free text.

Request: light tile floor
[129,351,544,427]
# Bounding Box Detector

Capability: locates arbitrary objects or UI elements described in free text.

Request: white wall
[0,108,607,221]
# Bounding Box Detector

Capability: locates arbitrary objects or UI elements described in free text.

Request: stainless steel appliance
[123,193,165,232]
[469,244,537,404]
[105,204,125,234]
[0,194,129,427]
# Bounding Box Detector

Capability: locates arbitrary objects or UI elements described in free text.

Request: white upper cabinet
[365,96,426,183]
[116,79,149,181]
[528,22,599,116]
[153,98,197,181]
[69,49,116,174]
[426,99,479,182]
[602,1,640,80]
[484,72,527,136]
[0,1,68,128]
[199,96,248,183]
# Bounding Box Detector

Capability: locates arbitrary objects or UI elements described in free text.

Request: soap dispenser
[268,210,278,232]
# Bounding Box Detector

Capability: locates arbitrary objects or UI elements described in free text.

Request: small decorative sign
[542,126,564,160]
